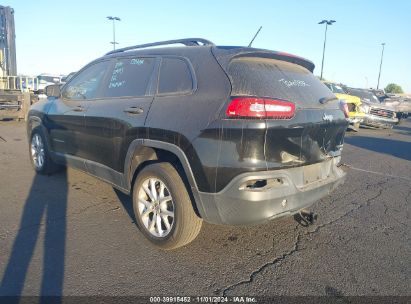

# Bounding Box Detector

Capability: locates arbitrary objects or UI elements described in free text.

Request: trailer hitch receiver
[294,209,318,227]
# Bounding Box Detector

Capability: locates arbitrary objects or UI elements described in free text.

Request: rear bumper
[360,114,398,128]
[197,158,346,225]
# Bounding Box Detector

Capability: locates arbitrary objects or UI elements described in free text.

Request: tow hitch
[294,209,318,227]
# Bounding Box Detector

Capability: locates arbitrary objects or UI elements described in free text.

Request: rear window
[228,57,334,105]
[158,58,193,94]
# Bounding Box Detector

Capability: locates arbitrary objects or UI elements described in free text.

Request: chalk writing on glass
[109,80,126,89]
[109,62,126,89]
[130,58,144,65]
[278,78,310,88]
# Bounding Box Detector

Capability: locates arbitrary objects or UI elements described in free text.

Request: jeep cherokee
[27,38,347,249]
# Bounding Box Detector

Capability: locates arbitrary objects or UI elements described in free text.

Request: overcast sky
[4,0,411,92]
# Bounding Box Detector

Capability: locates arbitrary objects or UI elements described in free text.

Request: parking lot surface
[0,119,410,297]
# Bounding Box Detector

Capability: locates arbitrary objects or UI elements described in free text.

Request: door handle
[73,106,85,112]
[124,107,144,115]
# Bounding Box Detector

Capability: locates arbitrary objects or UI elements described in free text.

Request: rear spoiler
[211,46,315,73]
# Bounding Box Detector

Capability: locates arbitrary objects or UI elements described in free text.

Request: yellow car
[323,82,365,130]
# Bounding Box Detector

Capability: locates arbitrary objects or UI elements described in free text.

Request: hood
[362,101,397,111]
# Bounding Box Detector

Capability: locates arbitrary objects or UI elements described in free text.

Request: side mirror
[44,84,61,98]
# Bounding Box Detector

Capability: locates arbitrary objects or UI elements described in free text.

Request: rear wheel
[30,129,61,174]
[132,162,202,250]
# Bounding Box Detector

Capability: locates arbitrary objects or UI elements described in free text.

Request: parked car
[346,88,398,128]
[323,81,365,131]
[365,90,410,122]
[27,38,348,249]
[377,95,410,122]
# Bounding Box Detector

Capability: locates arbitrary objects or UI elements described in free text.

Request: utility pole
[318,19,336,80]
[107,16,121,50]
[377,43,385,90]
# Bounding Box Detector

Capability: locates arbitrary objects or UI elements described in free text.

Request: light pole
[107,16,121,50]
[318,19,336,80]
[377,43,385,90]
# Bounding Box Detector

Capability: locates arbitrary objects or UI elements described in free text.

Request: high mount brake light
[226,97,295,119]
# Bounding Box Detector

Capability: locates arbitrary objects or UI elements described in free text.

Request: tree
[385,83,404,94]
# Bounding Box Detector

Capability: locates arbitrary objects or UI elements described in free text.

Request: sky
[3,0,411,92]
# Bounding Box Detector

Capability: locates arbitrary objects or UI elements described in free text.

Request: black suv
[27,38,347,249]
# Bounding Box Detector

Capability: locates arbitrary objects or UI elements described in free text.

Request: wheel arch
[26,116,42,138]
[124,139,206,218]
[26,116,54,153]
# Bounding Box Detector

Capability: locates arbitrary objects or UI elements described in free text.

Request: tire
[132,162,202,250]
[29,128,61,175]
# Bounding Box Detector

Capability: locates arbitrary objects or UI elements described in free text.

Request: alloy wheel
[31,134,45,170]
[137,178,175,237]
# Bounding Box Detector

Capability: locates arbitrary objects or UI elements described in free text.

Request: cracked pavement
[0,119,410,297]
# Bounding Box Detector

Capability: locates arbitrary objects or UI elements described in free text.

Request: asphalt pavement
[0,118,410,299]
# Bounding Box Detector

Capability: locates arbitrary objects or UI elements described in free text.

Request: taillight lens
[226,97,295,119]
[339,100,349,118]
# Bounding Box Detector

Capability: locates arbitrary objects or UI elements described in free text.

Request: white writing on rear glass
[278,78,310,87]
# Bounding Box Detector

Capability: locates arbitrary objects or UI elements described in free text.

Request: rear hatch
[219,51,348,169]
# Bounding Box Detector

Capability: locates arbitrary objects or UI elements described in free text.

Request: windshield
[347,89,380,103]
[324,82,346,94]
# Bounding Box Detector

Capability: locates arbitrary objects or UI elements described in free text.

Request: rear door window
[104,57,156,98]
[228,57,335,107]
[158,58,193,95]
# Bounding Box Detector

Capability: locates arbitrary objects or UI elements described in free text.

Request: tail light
[339,100,349,118]
[226,97,295,119]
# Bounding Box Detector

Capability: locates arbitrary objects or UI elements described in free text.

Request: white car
[35,74,65,99]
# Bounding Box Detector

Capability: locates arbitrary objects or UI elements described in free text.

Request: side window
[158,58,193,95]
[62,61,110,100]
[104,57,155,98]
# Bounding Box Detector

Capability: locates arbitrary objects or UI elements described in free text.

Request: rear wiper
[319,96,338,104]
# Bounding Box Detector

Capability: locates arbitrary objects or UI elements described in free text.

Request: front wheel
[30,129,61,174]
[132,162,202,250]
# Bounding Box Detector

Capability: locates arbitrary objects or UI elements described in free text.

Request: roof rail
[105,38,215,55]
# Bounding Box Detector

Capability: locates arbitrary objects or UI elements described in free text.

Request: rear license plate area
[303,164,321,184]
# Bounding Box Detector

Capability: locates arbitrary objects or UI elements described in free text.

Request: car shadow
[344,136,411,161]
[113,188,136,224]
[394,125,411,136]
[0,169,67,301]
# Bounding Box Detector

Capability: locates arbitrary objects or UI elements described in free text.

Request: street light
[107,16,121,50]
[377,43,385,90]
[318,19,336,80]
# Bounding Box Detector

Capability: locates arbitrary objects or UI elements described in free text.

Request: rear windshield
[228,57,335,106]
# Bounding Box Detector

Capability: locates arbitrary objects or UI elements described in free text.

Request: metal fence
[0,76,39,92]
